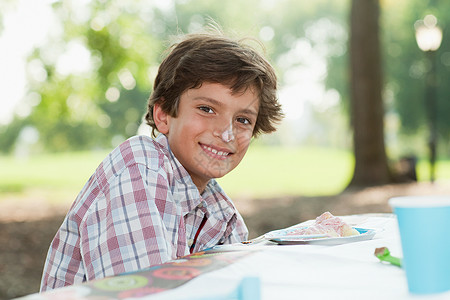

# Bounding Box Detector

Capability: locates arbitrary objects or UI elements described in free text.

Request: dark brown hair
[145,31,283,137]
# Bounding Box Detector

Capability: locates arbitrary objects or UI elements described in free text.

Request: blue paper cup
[389,196,450,294]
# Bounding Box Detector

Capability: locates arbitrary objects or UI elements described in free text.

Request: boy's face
[155,82,259,192]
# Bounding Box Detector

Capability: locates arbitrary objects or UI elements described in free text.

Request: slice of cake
[314,211,360,237]
[292,212,360,237]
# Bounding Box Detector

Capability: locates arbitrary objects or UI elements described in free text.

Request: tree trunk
[348,0,392,187]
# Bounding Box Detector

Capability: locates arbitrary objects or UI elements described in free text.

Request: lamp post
[415,14,443,182]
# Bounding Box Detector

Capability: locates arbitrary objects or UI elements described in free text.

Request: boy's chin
[204,170,230,180]
[201,166,235,180]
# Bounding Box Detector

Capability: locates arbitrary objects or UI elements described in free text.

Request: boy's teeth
[203,145,228,157]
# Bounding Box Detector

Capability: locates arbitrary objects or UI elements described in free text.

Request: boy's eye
[199,106,214,114]
[236,117,251,125]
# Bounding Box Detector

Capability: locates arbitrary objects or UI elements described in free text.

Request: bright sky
[0,0,56,125]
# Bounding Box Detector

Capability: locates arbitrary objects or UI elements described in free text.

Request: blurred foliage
[1,0,348,153]
[326,0,450,158]
[1,0,450,159]
[21,0,164,151]
[0,118,29,153]
[381,0,450,154]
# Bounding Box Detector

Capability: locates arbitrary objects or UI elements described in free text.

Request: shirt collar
[202,180,238,222]
[154,134,192,182]
[154,134,202,213]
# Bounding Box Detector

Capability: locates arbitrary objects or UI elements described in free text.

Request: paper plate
[265,227,377,245]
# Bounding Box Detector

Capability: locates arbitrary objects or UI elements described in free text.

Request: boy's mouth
[200,143,233,159]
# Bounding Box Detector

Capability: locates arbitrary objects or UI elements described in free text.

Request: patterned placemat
[19,248,257,299]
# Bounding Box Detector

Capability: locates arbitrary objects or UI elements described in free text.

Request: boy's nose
[214,122,235,143]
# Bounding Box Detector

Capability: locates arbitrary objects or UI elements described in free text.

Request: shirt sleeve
[222,212,249,244]
[40,161,181,291]
[40,177,95,292]
[40,215,85,291]
[80,162,179,281]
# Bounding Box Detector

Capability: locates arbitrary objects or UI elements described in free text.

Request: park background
[2,0,450,298]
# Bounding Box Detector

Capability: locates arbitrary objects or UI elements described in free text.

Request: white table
[150,213,450,300]
[18,214,450,300]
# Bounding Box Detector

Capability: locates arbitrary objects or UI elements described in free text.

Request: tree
[348,0,392,187]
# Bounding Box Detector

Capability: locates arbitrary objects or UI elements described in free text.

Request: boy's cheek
[236,131,253,148]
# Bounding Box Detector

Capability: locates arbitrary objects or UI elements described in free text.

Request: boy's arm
[79,162,181,280]
[40,177,98,292]
[40,217,85,291]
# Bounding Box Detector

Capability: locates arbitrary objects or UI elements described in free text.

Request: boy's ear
[153,102,170,134]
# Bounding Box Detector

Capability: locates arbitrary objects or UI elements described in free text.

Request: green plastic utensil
[374,247,402,267]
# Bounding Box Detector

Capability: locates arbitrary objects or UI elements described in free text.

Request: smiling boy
[40,31,283,291]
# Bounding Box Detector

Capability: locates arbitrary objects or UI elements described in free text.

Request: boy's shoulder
[120,134,169,159]
[98,135,172,178]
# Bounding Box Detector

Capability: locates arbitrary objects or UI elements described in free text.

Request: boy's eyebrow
[239,107,259,117]
[194,96,259,116]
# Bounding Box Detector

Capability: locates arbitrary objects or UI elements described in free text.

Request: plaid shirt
[40,134,248,291]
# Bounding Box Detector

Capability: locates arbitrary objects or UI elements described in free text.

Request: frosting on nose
[221,123,235,143]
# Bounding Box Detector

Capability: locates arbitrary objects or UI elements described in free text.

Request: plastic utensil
[374,247,402,267]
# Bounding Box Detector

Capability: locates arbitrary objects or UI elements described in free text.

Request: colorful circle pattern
[94,275,149,291]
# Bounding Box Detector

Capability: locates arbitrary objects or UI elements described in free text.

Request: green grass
[1,147,450,202]
[217,145,354,198]
[0,151,109,194]
[416,159,450,181]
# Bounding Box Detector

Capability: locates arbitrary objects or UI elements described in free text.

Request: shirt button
[188,239,194,247]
